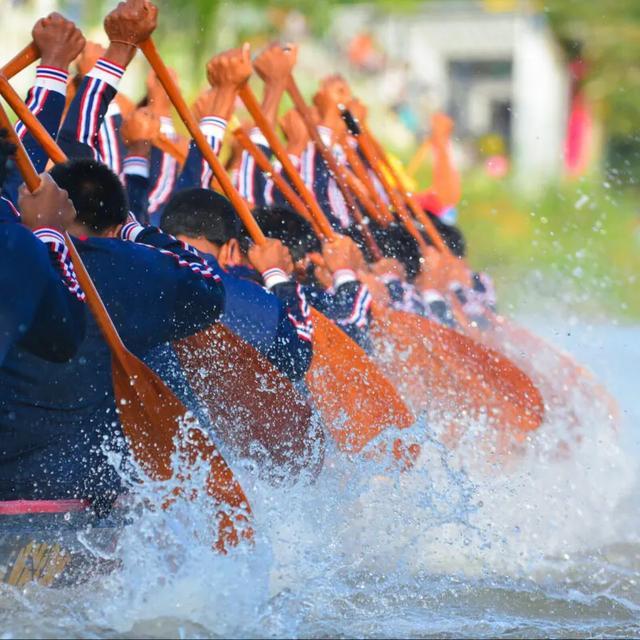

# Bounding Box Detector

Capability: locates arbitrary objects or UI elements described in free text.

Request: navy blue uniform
[304,269,372,351]
[0,198,85,365]
[2,65,69,204]
[300,127,351,230]
[175,116,227,193]
[147,126,180,226]
[224,264,313,381]
[382,276,455,328]
[57,58,125,162]
[237,128,296,209]
[0,225,224,505]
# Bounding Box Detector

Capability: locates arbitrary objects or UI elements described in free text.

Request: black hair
[49,159,128,232]
[371,222,422,282]
[0,129,16,191]
[251,205,321,262]
[344,219,381,264]
[424,211,466,258]
[161,188,241,245]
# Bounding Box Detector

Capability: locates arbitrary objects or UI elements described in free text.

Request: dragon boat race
[0,0,638,637]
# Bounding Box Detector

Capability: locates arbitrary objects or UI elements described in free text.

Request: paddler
[0,0,228,511]
[0,131,85,366]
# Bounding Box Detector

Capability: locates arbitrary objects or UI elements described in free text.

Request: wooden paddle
[1,42,39,78]
[278,76,544,433]
[341,109,545,427]
[0,87,251,552]
[362,117,620,432]
[3,47,324,480]
[140,38,414,453]
[338,130,393,226]
[154,132,187,165]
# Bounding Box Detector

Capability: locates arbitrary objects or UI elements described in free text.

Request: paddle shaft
[0,87,127,353]
[283,77,384,259]
[238,84,334,242]
[232,126,323,236]
[364,125,451,255]
[155,132,186,165]
[140,39,268,246]
[338,129,393,226]
[345,116,431,255]
[1,42,39,79]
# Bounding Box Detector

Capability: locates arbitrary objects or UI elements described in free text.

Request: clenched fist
[321,234,363,274]
[120,107,160,145]
[206,44,252,90]
[103,0,158,46]
[253,43,298,85]
[33,13,85,71]
[248,238,294,277]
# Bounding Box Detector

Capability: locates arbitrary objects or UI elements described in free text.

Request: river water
[0,318,638,638]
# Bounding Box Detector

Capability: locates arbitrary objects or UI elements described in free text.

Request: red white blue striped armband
[261,267,290,289]
[34,65,68,94]
[33,227,85,302]
[122,155,150,178]
[87,58,125,89]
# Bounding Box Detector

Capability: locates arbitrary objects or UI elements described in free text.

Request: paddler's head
[250,205,321,282]
[49,159,128,238]
[161,188,244,268]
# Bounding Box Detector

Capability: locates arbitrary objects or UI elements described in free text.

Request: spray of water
[1,316,637,638]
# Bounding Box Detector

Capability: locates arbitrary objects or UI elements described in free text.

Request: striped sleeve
[120,221,220,283]
[32,228,85,302]
[198,116,227,188]
[332,271,372,329]
[237,129,274,207]
[265,271,314,343]
[175,117,227,192]
[12,66,68,174]
[58,58,123,160]
[148,147,179,217]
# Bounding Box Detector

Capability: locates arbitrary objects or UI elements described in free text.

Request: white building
[333,0,570,186]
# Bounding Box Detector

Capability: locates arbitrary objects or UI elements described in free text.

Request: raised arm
[176,46,252,192]
[57,0,157,160]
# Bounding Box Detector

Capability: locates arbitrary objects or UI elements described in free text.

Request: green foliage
[457,173,640,320]
[544,0,640,139]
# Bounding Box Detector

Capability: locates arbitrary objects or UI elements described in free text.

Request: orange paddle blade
[174,324,324,480]
[483,315,620,427]
[113,352,252,552]
[305,307,414,452]
[369,306,543,435]
[0,90,252,553]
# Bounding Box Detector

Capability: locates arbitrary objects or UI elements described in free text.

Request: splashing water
[1,320,638,639]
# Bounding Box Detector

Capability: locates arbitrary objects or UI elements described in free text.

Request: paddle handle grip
[1,42,40,79]
[139,38,267,246]
[0,79,128,355]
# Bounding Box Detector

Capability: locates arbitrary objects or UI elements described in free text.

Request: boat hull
[0,502,124,588]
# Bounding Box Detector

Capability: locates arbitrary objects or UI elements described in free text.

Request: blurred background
[3,0,639,320]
